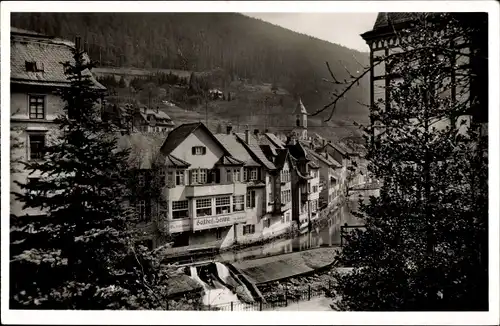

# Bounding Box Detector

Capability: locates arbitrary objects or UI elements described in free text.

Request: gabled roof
[275,148,293,170]
[11,28,105,90]
[139,108,174,122]
[264,133,285,149]
[214,134,260,167]
[215,155,245,166]
[160,122,232,157]
[165,154,190,168]
[293,98,308,115]
[235,133,276,170]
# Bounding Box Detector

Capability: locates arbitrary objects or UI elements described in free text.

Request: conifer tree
[330,13,488,311]
[10,43,171,309]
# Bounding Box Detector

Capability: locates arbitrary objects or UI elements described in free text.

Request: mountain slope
[12,12,370,122]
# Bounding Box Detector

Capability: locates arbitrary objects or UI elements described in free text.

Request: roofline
[234,133,276,171]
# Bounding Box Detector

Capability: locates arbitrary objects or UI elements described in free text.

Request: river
[217,197,366,263]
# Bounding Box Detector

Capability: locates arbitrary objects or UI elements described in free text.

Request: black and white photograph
[1,1,498,324]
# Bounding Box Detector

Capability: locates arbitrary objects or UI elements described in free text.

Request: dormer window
[25,61,44,72]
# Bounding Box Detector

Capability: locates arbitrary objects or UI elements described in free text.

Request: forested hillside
[11,12,370,122]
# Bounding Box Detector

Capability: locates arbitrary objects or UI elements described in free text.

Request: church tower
[293,97,308,140]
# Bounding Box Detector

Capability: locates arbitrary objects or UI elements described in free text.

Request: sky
[243,13,378,52]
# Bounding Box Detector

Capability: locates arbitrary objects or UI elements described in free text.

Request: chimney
[245,129,250,143]
[322,139,327,147]
[156,106,159,114]
[75,36,81,52]
[143,107,147,114]
[226,125,233,135]
[265,129,269,133]
[254,129,259,136]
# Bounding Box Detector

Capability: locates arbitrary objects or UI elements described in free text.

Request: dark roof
[160,123,202,155]
[11,28,105,90]
[235,133,276,170]
[215,155,245,166]
[264,133,285,149]
[372,12,420,30]
[293,98,308,115]
[214,134,260,167]
[274,149,291,170]
[165,154,190,168]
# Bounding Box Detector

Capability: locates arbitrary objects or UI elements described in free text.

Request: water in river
[218,197,366,262]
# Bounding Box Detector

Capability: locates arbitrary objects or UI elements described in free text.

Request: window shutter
[192,147,196,155]
[215,169,220,183]
[207,170,213,183]
[243,226,247,235]
[202,147,207,154]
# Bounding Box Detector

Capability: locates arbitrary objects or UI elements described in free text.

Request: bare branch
[352,54,366,70]
[325,61,341,84]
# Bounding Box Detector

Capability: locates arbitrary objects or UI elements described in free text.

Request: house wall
[171,129,224,169]
[10,90,65,217]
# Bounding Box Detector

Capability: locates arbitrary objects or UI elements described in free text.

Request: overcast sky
[243,13,378,52]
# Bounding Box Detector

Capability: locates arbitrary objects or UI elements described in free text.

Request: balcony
[192,211,247,231]
[185,182,246,197]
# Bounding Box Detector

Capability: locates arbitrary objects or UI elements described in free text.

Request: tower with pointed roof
[293,97,308,140]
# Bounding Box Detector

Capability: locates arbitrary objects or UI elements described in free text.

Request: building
[235,131,294,239]
[215,126,276,243]
[10,28,106,218]
[156,122,250,249]
[360,13,488,146]
[132,106,175,133]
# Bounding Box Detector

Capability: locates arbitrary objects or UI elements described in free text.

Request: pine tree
[332,13,488,311]
[10,44,171,309]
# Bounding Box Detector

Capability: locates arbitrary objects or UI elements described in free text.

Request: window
[226,169,233,183]
[313,185,318,193]
[29,95,45,119]
[243,224,255,235]
[216,196,231,215]
[167,171,174,187]
[246,190,256,208]
[268,191,273,203]
[175,170,184,186]
[25,61,43,72]
[192,146,206,155]
[191,170,198,184]
[158,168,166,187]
[138,172,145,187]
[199,169,207,184]
[172,200,189,219]
[286,212,290,222]
[216,228,223,240]
[136,200,147,221]
[265,219,271,228]
[28,134,45,160]
[243,169,248,181]
[234,169,240,182]
[196,198,212,217]
[209,168,220,184]
[250,168,258,181]
[233,195,244,212]
[281,190,291,203]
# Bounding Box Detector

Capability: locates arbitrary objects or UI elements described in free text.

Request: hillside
[11,12,371,140]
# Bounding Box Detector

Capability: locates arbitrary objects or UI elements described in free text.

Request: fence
[195,282,333,311]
